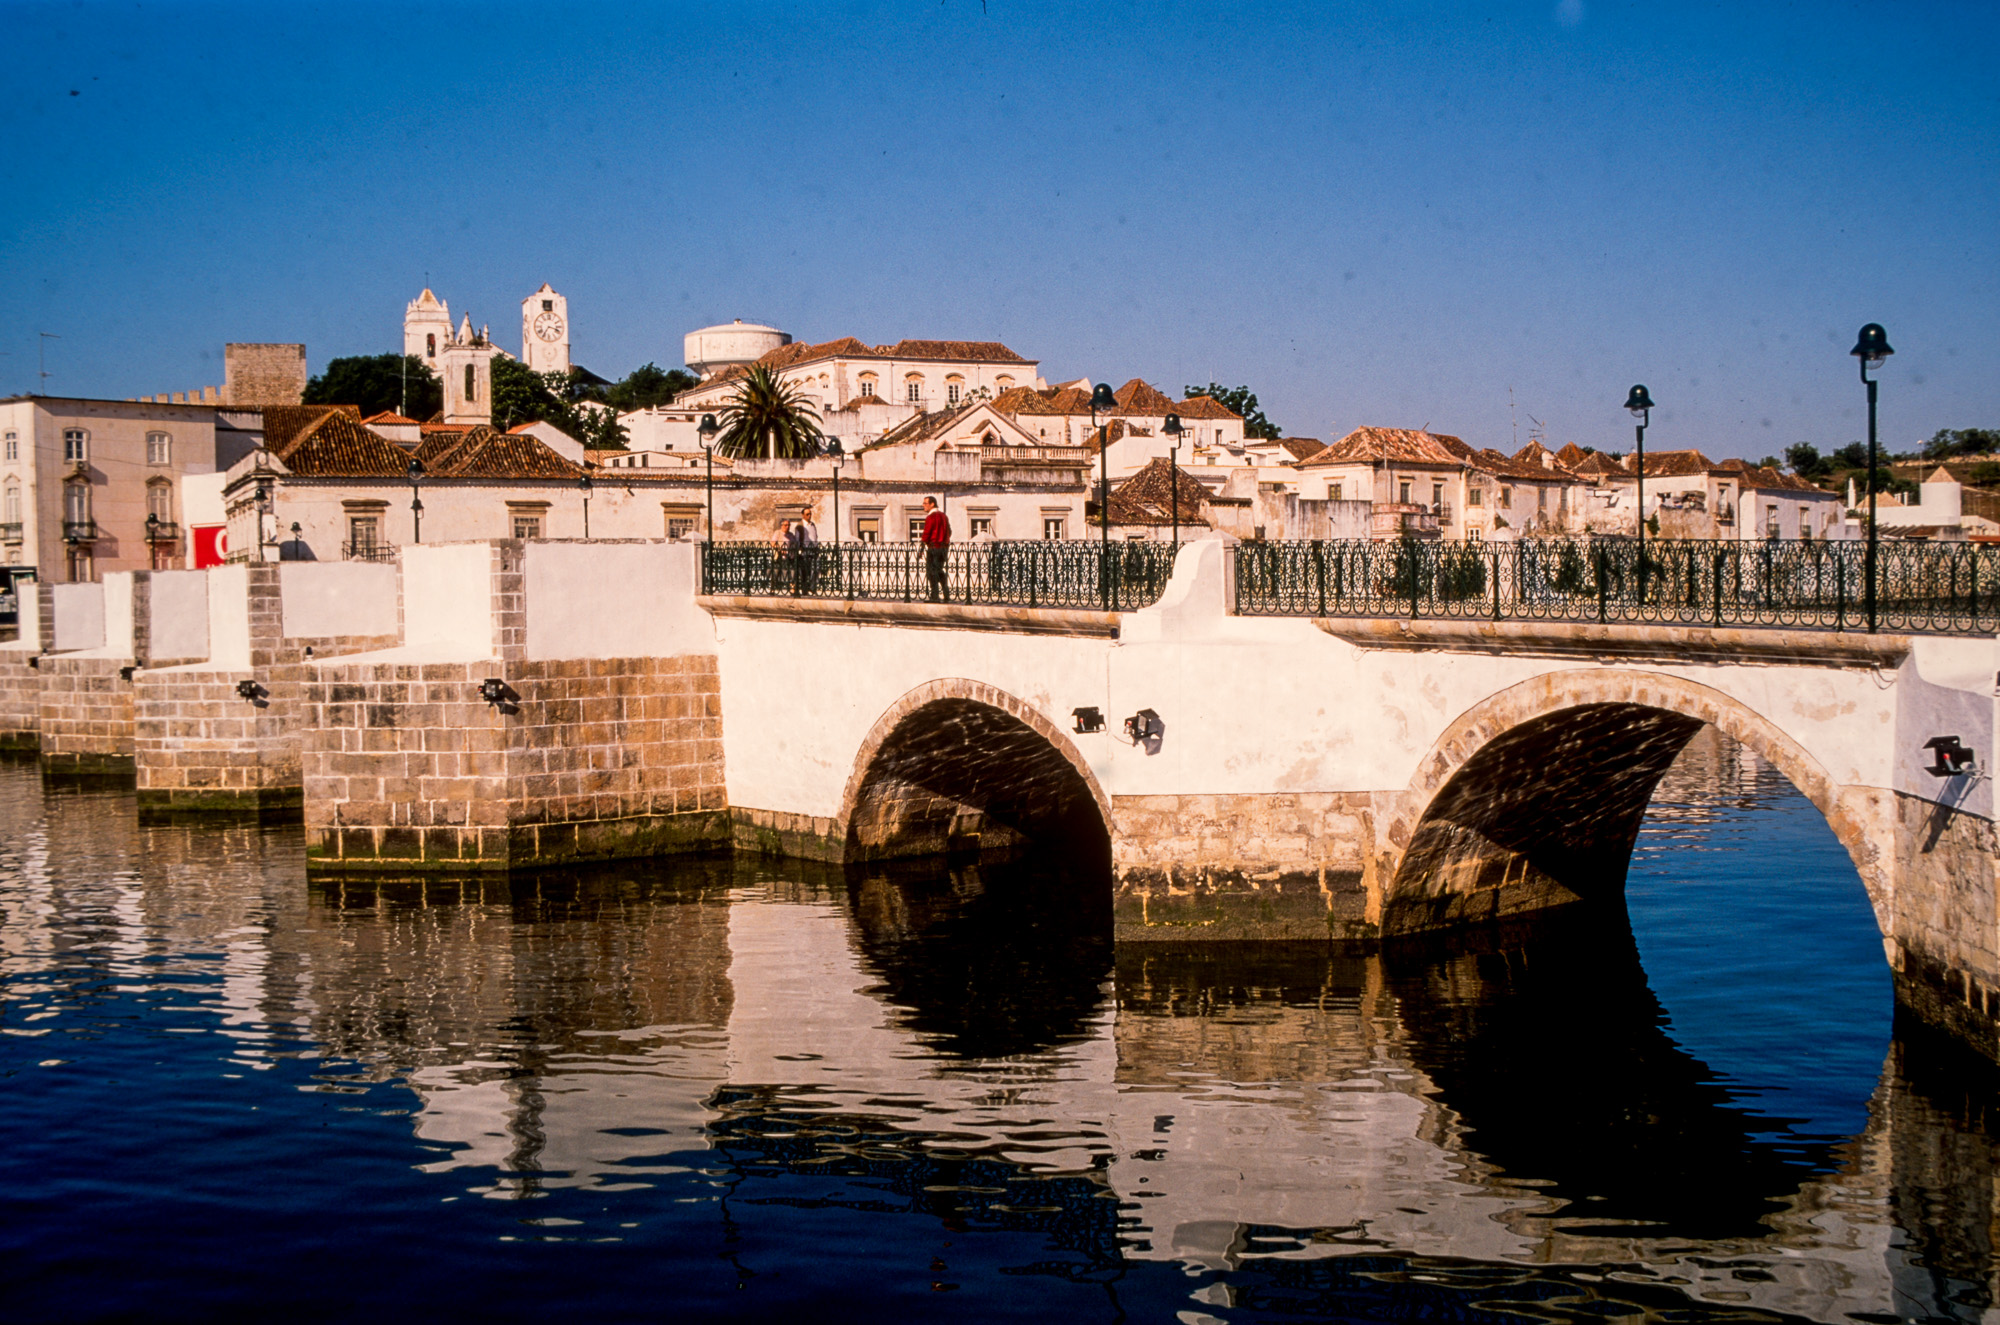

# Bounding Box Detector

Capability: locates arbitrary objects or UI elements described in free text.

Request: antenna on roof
[1508,386,1517,449]
[1527,414,1545,446]
[38,331,59,390]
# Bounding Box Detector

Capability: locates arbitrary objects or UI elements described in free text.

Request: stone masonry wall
[302,654,727,871]
[39,655,137,774]
[134,669,304,816]
[0,653,39,750]
[1112,791,1378,942]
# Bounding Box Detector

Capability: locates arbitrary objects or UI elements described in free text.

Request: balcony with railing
[0,522,21,542]
[145,520,181,542]
[701,538,1177,612]
[1368,503,1440,539]
[342,540,398,563]
[63,520,98,542]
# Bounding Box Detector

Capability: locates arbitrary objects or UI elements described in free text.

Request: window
[968,511,995,537]
[4,483,20,525]
[1499,486,1512,509]
[512,515,542,539]
[1537,486,1548,512]
[1043,516,1066,540]
[542,299,553,312]
[147,432,172,465]
[426,333,436,358]
[1468,526,1483,541]
[1432,482,1444,507]
[464,364,477,402]
[908,514,925,542]
[64,480,90,523]
[1468,487,1483,507]
[854,513,882,544]
[63,429,87,463]
[665,506,700,539]
[147,482,173,521]
[947,383,961,405]
[1398,480,1411,504]
[907,381,921,403]
[1766,504,1780,537]
[1328,482,1343,501]
[66,546,92,583]
[859,379,875,397]
[3,431,15,461]
[348,515,379,551]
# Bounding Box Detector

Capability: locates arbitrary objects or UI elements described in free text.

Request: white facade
[403,289,452,367]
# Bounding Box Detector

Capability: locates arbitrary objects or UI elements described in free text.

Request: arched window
[426,334,436,358]
[147,479,174,521]
[465,364,476,401]
[64,478,91,524]
[3,482,20,524]
[905,374,924,403]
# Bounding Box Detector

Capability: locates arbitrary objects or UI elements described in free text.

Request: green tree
[715,365,823,460]
[1184,382,1281,440]
[490,358,629,449]
[605,362,699,412]
[1922,427,2000,460]
[303,354,441,419]
[1783,442,1831,480]
[1753,454,1784,471]
[1967,461,2000,487]
[1831,442,1869,470]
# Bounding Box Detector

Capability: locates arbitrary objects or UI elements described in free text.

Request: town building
[0,394,257,582]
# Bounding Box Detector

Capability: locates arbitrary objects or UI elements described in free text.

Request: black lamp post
[255,481,273,561]
[1162,413,1184,550]
[1851,322,1894,631]
[1623,384,1654,600]
[1089,383,1118,608]
[698,414,719,543]
[406,457,425,544]
[578,469,593,540]
[828,437,844,548]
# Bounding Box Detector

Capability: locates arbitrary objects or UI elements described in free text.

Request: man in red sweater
[920,495,950,603]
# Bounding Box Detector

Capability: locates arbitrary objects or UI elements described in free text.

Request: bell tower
[521,283,570,376]
[404,288,452,369]
[440,316,499,425]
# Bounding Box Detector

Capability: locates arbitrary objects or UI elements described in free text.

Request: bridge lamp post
[1163,413,1184,550]
[406,457,425,545]
[1851,323,1894,632]
[1623,384,1654,602]
[578,469,593,540]
[1090,382,1118,608]
[698,414,719,543]
[827,437,844,550]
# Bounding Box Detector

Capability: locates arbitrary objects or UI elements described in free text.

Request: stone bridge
[2,537,1993,1058]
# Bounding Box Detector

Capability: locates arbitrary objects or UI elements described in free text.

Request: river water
[4,733,1997,1324]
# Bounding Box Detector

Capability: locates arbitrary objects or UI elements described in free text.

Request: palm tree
[716,366,824,460]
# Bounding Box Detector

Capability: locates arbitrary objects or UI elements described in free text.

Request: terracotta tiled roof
[753,336,1030,372]
[1632,449,1717,478]
[1106,457,1212,527]
[1172,393,1244,421]
[1512,441,1555,467]
[992,385,1095,416]
[269,410,412,478]
[1299,427,1471,467]
[362,410,418,426]
[1472,447,1573,481]
[868,403,979,450]
[1554,443,1592,467]
[1571,451,1630,477]
[1277,438,1324,461]
[414,426,585,480]
[1113,379,1179,416]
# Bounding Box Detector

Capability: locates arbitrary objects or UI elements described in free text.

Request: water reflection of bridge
[8,759,1992,1324]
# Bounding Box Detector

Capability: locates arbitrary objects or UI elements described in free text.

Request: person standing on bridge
[921,495,951,603]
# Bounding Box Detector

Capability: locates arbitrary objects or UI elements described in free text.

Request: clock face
[534,311,564,342]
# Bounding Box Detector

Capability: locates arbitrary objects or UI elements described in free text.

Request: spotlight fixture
[479,678,515,706]
[1072,706,1105,734]
[1124,708,1161,743]
[1924,735,1977,778]
[235,679,267,703]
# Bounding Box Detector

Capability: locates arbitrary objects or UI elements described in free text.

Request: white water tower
[685,320,791,379]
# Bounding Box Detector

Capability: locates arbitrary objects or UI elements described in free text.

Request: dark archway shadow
[844,695,1112,874]
[844,850,1114,1060]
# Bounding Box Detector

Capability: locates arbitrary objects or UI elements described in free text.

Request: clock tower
[521,283,570,376]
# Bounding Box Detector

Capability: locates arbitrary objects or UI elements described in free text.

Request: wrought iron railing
[341,541,398,563]
[702,539,1178,611]
[62,520,97,542]
[0,522,21,542]
[1232,536,2000,635]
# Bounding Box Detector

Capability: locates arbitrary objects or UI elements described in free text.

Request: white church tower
[440,315,500,425]
[521,283,570,376]
[404,288,452,369]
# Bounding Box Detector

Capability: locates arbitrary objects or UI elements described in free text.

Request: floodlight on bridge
[1924,735,1977,779]
[1072,706,1105,734]
[1124,708,1161,743]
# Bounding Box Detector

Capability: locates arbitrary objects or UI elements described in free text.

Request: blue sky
[2,0,1994,459]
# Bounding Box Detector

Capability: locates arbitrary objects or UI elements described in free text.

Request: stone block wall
[0,652,39,751]
[134,668,304,816]
[1111,791,1378,942]
[38,656,137,774]
[302,654,727,871]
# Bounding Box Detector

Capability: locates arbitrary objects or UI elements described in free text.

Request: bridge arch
[837,678,1112,866]
[1382,668,1887,938]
